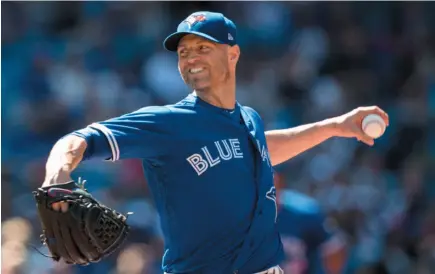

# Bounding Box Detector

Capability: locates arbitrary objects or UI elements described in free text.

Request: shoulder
[164,95,201,114]
[122,105,182,122]
[100,106,176,131]
[129,105,173,116]
[120,96,200,124]
[240,105,265,129]
[241,105,262,120]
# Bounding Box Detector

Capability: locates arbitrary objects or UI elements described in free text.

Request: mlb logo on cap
[163,11,237,52]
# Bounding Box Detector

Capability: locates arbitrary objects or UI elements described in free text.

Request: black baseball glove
[33,179,130,265]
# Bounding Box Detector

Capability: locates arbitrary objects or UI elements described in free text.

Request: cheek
[217,60,229,76]
[219,55,229,71]
[178,64,188,78]
[209,57,227,75]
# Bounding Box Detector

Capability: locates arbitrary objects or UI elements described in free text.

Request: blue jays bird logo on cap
[184,14,206,28]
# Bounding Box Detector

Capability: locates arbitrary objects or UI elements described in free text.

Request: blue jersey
[277,190,332,274]
[72,94,284,274]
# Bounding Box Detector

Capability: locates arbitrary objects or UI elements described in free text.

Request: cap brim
[163,31,222,52]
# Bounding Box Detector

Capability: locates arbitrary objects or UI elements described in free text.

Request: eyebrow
[178,40,212,50]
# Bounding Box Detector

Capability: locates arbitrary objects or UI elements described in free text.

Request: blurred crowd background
[2,1,434,274]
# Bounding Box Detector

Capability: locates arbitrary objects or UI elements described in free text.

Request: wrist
[43,170,72,187]
[318,118,339,138]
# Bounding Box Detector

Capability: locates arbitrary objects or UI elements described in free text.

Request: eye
[178,50,187,58]
[199,45,210,52]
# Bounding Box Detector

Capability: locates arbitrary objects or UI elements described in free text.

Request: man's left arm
[265,106,389,166]
[266,119,336,166]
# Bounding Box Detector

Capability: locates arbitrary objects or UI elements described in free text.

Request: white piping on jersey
[88,123,120,161]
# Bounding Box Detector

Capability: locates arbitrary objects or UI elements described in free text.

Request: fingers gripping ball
[33,180,131,265]
[361,114,386,139]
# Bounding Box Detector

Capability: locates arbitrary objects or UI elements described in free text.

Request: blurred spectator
[112,243,160,274]
[2,241,28,274]
[2,217,32,244]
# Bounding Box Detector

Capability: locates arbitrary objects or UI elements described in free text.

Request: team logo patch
[184,14,206,28]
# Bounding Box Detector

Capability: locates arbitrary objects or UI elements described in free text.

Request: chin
[191,80,211,92]
[194,85,211,92]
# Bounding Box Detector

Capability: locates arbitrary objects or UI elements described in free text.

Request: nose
[187,54,201,65]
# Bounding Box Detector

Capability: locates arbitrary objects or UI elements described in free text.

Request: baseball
[361,114,386,139]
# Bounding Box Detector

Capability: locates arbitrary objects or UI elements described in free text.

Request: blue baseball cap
[163,11,237,52]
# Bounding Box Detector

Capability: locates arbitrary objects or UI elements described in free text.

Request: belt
[253,265,284,274]
[164,265,284,274]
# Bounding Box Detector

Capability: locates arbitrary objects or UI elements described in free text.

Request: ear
[228,45,240,64]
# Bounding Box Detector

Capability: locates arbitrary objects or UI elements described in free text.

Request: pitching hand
[331,106,389,146]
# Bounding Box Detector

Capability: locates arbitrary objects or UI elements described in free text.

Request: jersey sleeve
[71,106,174,161]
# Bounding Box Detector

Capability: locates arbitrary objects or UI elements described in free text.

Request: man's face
[177,34,230,91]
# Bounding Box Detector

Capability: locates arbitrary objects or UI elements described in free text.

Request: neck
[192,77,236,110]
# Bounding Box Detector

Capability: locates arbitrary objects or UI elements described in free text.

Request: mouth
[189,67,205,74]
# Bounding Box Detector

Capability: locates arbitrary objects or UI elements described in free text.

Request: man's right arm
[42,105,175,187]
[42,135,87,187]
[42,135,88,212]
